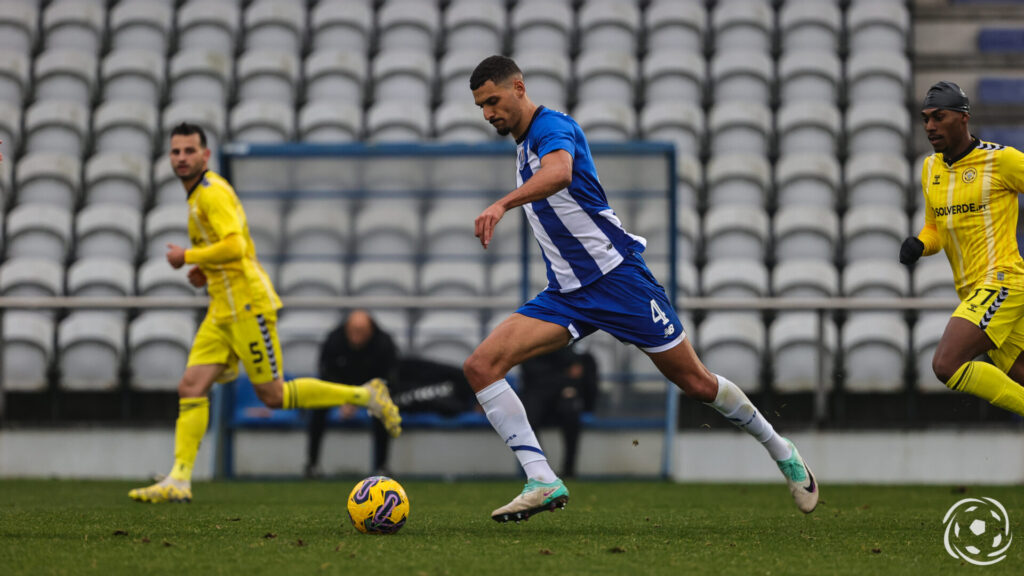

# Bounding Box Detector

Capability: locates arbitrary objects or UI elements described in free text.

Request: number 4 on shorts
[650,299,669,325]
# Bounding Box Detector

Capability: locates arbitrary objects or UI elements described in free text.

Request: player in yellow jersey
[900,81,1024,417]
[129,123,402,503]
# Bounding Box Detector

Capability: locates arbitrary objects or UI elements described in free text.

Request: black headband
[922,81,970,114]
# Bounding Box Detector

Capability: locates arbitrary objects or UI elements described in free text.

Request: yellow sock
[170,397,209,482]
[281,377,369,410]
[946,361,1024,417]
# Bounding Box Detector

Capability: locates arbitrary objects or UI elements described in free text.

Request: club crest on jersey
[962,168,977,183]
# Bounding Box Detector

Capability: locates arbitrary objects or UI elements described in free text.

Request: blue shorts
[516,252,686,352]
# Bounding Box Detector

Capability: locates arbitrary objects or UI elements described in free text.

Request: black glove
[899,237,924,265]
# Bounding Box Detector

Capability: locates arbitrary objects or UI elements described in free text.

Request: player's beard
[176,163,204,183]
[496,126,510,136]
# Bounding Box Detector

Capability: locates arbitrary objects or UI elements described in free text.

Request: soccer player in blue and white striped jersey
[466,56,818,522]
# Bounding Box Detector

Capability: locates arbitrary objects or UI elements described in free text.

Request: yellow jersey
[186,170,281,323]
[918,139,1024,300]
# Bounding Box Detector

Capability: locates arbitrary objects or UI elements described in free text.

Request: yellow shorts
[186,312,284,385]
[952,283,1024,372]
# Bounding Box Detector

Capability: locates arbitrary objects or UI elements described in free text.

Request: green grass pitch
[1,479,1021,575]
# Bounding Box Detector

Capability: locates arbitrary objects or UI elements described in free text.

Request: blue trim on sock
[511,445,545,456]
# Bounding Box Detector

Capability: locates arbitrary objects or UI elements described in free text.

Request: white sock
[706,374,792,461]
[476,378,557,483]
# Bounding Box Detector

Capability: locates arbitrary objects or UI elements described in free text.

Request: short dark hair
[170,122,207,148]
[469,55,522,91]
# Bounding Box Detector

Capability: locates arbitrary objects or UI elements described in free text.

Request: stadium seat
[0,258,64,298]
[489,258,548,297]
[676,206,701,264]
[702,258,769,298]
[847,51,911,105]
[773,259,839,298]
[423,199,490,258]
[144,204,189,260]
[711,0,773,53]
[230,100,295,143]
[630,200,691,260]
[348,260,417,297]
[93,100,158,160]
[642,50,704,105]
[14,152,80,209]
[511,0,573,55]
[512,51,571,112]
[419,260,486,297]
[0,52,29,104]
[309,0,373,54]
[298,100,362,142]
[283,204,349,258]
[978,77,1024,104]
[846,0,909,54]
[842,312,909,393]
[578,0,640,55]
[75,204,141,262]
[710,50,773,104]
[773,205,839,261]
[576,50,638,106]
[353,200,421,258]
[676,153,703,210]
[58,312,125,391]
[101,50,165,104]
[67,257,134,298]
[366,100,432,142]
[177,1,239,55]
[778,0,841,53]
[305,50,367,107]
[0,101,20,159]
[6,203,72,261]
[913,312,950,393]
[129,311,196,391]
[644,0,706,53]
[278,261,345,297]
[84,152,150,209]
[676,260,700,300]
[705,154,771,207]
[162,100,227,164]
[33,49,97,104]
[371,309,412,352]
[774,153,841,208]
[3,310,54,391]
[169,49,233,106]
[42,0,105,54]
[703,204,770,261]
[573,101,636,141]
[377,0,439,54]
[440,49,489,105]
[777,52,842,105]
[244,204,281,259]
[914,258,956,298]
[278,311,341,376]
[444,0,504,54]
[109,0,173,55]
[243,0,305,54]
[24,100,89,158]
[845,153,911,207]
[708,102,772,156]
[412,310,482,367]
[843,260,909,298]
[136,256,193,298]
[846,103,910,155]
[237,50,299,106]
[698,312,764,393]
[372,48,436,105]
[776,102,841,156]
[0,2,37,54]
[435,101,494,143]
[639,101,704,157]
[770,312,836,393]
[151,159,183,207]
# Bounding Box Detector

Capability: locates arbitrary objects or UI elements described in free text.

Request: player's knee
[178,374,205,398]
[253,381,283,409]
[463,352,495,389]
[676,371,718,403]
[932,355,962,385]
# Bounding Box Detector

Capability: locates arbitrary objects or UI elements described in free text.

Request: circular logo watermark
[943,497,1012,566]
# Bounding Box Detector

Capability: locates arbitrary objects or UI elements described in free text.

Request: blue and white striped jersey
[516,107,646,292]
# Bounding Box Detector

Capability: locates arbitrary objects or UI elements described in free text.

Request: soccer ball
[346,476,409,535]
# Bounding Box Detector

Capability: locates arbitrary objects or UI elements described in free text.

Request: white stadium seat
[93,100,158,160]
[770,312,837,393]
[698,312,764,393]
[846,102,910,155]
[237,49,299,106]
[278,311,341,376]
[169,49,233,106]
[304,49,367,105]
[76,204,141,262]
[843,205,908,262]
[366,100,432,142]
[14,152,80,209]
[676,205,701,264]
[109,0,173,55]
[640,101,704,157]
[778,0,841,53]
[703,204,770,261]
[843,260,909,298]
[230,100,295,143]
[0,2,37,54]
[710,50,773,104]
[576,50,638,106]
[24,100,90,158]
[629,200,686,260]
[33,49,97,104]
[708,102,772,157]
[573,101,636,141]
[67,257,135,299]
[283,203,349,258]
[440,49,490,105]
[914,258,956,298]
[513,50,571,112]
[435,101,494,143]
[309,0,373,54]
[419,260,486,297]
[914,312,950,393]
[42,0,105,54]
[377,0,439,54]
[444,0,504,54]
[847,50,911,105]
[59,311,125,391]
[776,102,841,156]
[676,153,703,210]
[578,0,641,55]
[177,1,239,55]
[774,205,839,261]
[711,0,773,52]
[353,200,421,258]
[774,152,841,208]
[0,102,20,164]
[847,0,910,53]
[299,100,362,143]
[489,258,548,297]
[642,50,704,105]
[349,260,417,296]
[412,310,481,367]
[84,152,150,209]
[0,53,30,104]
[702,258,769,298]
[152,159,184,207]
[372,48,435,105]
[845,153,911,207]
[101,50,165,104]
[129,311,197,391]
[773,259,839,299]
[842,312,908,393]
[0,258,64,298]
[511,0,573,55]
[244,0,305,54]
[705,154,771,207]
[3,311,54,391]
[423,198,489,258]
[6,203,72,261]
[645,0,705,53]
[244,204,281,259]
[137,256,193,298]
[777,51,841,105]
[144,204,189,260]
[278,261,345,297]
